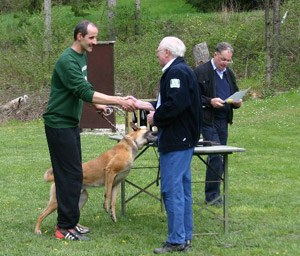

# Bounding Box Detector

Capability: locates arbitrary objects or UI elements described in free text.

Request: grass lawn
[0,89,299,255]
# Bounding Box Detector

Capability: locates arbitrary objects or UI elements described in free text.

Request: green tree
[185,0,264,12]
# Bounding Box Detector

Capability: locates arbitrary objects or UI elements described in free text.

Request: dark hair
[73,20,96,41]
[215,42,234,54]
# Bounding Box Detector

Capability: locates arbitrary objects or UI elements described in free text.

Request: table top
[109,135,245,155]
[193,145,245,155]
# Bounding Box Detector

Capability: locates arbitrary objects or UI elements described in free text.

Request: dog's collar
[123,135,138,150]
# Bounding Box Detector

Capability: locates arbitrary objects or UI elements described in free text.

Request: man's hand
[233,99,243,108]
[93,103,112,115]
[93,104,107,111]
[147,111,155,126]
[210,97,225,108]
[121,97,136,112]
[124,95,137,101]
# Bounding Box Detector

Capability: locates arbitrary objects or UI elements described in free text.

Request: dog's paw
[35,230,42,235]
[110,214,117,223]
[103,203,109,213]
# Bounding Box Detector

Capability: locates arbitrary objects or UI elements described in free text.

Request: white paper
[225,87,251,103]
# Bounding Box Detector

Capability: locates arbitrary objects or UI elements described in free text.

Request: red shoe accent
[55,228,76,239]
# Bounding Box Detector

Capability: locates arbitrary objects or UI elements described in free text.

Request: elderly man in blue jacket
[134,36,202,254]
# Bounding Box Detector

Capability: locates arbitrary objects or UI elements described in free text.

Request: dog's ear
[130,122,139,131]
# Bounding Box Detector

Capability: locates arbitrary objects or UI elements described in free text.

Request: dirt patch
[81,124,125,136]
[0,87,49,124]
[0,88,124,136]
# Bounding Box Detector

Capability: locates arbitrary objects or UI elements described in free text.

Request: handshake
[112,95,155,113]
[121,96,156,126]
[92,92,156,125]
[94,95,156,126]
[120,95,138,112]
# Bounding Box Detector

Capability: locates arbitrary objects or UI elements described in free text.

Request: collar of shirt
[162,57,176,72]
[211,58,226,79]
[157,58,176,109]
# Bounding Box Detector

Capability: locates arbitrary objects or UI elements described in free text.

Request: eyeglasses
[156,49,165,54]
[219,57,233,64]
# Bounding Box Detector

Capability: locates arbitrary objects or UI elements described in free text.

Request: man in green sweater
[43,20,135,241]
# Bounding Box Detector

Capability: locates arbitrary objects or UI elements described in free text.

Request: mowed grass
[0,89,300,256]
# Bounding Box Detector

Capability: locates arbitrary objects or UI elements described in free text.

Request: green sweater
[43,48,95,128]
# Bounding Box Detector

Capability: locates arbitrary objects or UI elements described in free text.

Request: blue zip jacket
[151,57,202,153]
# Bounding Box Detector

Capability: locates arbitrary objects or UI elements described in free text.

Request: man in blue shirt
[194,42,242,207]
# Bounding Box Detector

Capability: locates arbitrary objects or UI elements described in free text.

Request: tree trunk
[193,42,210,68]
[265,0,271,87]
[44,0,51,57]
[273,0,281,78]
[135,0,141,38]
[44,0,52,75]
[107,0,117,41]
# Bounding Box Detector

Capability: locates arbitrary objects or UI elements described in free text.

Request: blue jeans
[202,118,228,202]
[159,148,194,244]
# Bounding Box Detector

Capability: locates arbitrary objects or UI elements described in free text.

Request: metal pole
[223,154,229,234]
[121,180,126,215]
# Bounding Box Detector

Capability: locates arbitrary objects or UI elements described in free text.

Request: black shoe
[154,242,186,254]
[55,228,91,241]
[205,200,223,208]
[185,240,192,251]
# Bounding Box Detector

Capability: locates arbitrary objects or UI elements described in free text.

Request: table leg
[121,180,126,215]
[223,154,229,234]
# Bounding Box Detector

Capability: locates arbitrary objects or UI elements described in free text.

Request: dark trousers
[202,119,228,202]
[45,125,83,229]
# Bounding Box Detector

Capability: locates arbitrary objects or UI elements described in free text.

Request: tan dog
[34,124,157,235]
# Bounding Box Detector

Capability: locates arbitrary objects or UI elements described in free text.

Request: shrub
[114,31,164,98]
[0,0,299,99]
[274,0,300,89]
[185,0,264,12]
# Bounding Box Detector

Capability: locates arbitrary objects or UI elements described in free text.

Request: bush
[274,0,300,90]
[185,0,264,12]
[0,7,75,91]
[155,11,266,91]
[114,31,164,98]
[0,0,299,101]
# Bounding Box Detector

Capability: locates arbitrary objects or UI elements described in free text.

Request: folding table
[192,145,245,234]
[110,135,245,234]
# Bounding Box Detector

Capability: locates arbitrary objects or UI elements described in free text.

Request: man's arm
[132,99,156,125]
[134,99,155,111]
[92,92,136,111]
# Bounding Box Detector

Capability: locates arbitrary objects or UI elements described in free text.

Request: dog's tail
[44,168,54,182]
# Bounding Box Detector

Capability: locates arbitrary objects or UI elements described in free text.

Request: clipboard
[225,87,251,103]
